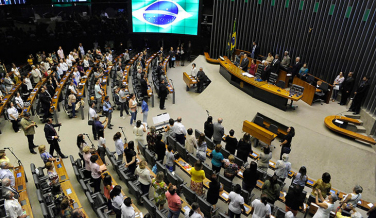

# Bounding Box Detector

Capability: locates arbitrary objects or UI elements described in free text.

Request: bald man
[174,117,187,145]
[213,118,224,145]
[197,67,206,93]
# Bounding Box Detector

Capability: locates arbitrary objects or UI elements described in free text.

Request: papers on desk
[153,113,170,125]
[245,206,250,212]
[269,161,275,166]
[192,80,197,82]
[304,203,307,210]
[238,171,243,176]
[221,193,229,199]
[334,119,344,124]
[368,203,374,208]
[242,73,254,78]
[251,153,257,158]
[184,206,191,212]
[79,83,85,86]
[287,74,292,76]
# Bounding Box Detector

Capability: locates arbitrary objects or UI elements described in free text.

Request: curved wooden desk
[204,52,220,64]
[219,56,302,110]
[162,55,174,93]
[324,115,376,145]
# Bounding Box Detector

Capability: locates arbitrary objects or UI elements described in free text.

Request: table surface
[53,158,69,182]
[14,165,26,192]
[19,191,34,218]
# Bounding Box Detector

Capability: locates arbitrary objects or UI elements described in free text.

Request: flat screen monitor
[1,0,26,5]
[131,0,200,35]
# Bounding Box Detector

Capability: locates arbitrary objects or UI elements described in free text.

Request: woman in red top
[249,59,257,76]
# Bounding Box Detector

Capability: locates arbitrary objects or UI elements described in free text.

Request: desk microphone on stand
[3,147,27,182]
[83,133,95,149]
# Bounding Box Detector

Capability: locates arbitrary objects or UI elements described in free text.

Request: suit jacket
[355,80,370,97]
[44,123,60,142]
[341,77,355,92]
[159,83,168,97]
[2,186,19,199]
[39,92,51,107]
[291,62,303,77]
[197,70,206,81]
[140,79,148,96]
[251,45,260,59]
[240,58,249,71]
[271,59,280,73]
[213,122,224,142]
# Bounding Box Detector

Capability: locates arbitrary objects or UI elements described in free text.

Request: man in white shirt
[191,63,198,77]
[119,85,130,118]
[73,67,81,81]
[14,92,24,113]
[68,80,77,95]
[94,80,103,112]
[66,57,72,68]
[57,64,63,78]
[57,46,64,60]
[59,59,68,74]
[79,43,85,57]
[250,195,271,218]
[4,191,27,218]
[0,162,15,187]
[88,102,98,140]
[228,184,245,218]
[121,197,135,218]
[31,65,42,84]
[123,49,130,64]
[174,117,187,145]
[68,52,75,63]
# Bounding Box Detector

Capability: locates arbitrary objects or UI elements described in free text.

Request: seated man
[4,191,27,218]
[197,67,207,93]
[2,178,19,199]
[0,162,15,187]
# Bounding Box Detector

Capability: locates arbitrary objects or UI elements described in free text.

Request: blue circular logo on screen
[133,0,192,28]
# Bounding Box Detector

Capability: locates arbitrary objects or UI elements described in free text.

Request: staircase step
[355,126,367,133]
[355,119,363,126]
[343,112,361,119]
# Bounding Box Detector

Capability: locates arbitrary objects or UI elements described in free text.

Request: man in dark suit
[240,53,249,72]
[140,73,149,97]
[251,41,260,60]
[261,62,272,81]
[39,87,52,123]
[197,67,207,93]
[339,72,355,105]
[349,76,371,114]
[291,57,303,79]
[156,62,163,80]
[159,79,168,110]
[44,118,67,158]
[271,54,281,74]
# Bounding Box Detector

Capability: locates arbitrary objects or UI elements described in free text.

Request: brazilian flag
[230,19,236,57]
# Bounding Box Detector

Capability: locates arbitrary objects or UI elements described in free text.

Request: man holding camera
[20,112,38,154]
[44,118,67,158]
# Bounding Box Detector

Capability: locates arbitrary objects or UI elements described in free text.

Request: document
[184,206,191,212]
[368,203,374,208]
[238,171,243,176]
[334,119,344,124]
[221,193,229,199]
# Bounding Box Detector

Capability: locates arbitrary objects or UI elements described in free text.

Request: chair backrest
[156,209,168,218]
[234,156,244,167]
[142,195,156,218]
[166,170,178,186]
[70,155,76,166]
[276,80,285,89]
[128,182,142,204]
[188,153,199,167]
[40,203,49,218]
[241,189,250,205]
[306,75,315,84]
[167,136,177,152]
[202,163,213,179]
[257,168,267,181]
[138,141,147,158]
[267,202,275,214]
[254,116,264,127]
[197,196,214,218]
[181,184,197,205]
[145,149,156,166]
[96,207,109,218]
[269,124,278,134]
[176,142,188,162]
[30,163,36,174]
[205,137,215,150]
[320,82,329,92]
[195,129,203,139]
[156,161,167,177]
[220,149,230,159]
[85,191,95,208]
[275,207,286,218]
[219,174,233,192]
[268,73,278,84]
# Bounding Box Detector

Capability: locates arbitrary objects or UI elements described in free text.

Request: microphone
[3,147,10,149]
[83,133,89,135]
[119,126,123,129]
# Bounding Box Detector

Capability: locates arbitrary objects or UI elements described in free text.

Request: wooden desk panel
[76,67,93,98]
[183,72,197,91]
[14,165,26,192]
[324,115,376,145]
[162,56,175,93]
[242,121,277,145]
[60,181,82,209]
[50,69,73,113]
[54,159,69,182]
[277,69,290,88]
[0,82,22,115]
[19,191,34,218]
[204,52,220,64]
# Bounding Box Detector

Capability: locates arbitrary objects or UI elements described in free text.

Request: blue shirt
[211,150,224,167]
[41,152,52,163]
[94,120,104,131]
[141,100,149,112]
[103,101,112,113]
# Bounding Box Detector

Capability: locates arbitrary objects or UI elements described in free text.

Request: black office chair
[219,174,233,192]
[234,156,244,168]
[195,129,203,139]
[240,189,254,205]
[40,203,50,218]
[257,169,267,181]
[188,153,199,167]
[85,191,95,210]
[105,147,116,158]
[268,124,279,135]
[167,136,177,151]
[181,184,197,205]
[276,80,285,89]
[142,195,157,218]
[166,170,184,193]
[313,81,329,105]
[306,75,315,85]
[176,142,189,162]
[268,202,275,215]
[156,161,167,180]
[197,196,219,218]
[145,149,157,167]
[202,163,214,179]
[156,209,168,218]
[205,137,215,150]
[138,141,147,158]
[254,116,264,127]
[128,181,144,205]
[30,163,36,175]
[220,149,230,159]
[268,73,278,84]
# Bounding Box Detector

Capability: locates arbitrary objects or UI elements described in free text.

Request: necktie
[49,124,57,135]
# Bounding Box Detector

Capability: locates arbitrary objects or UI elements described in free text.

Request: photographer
[20,112,38,154]
[44,118,67,159]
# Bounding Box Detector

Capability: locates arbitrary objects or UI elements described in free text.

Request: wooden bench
[204,52,220,64]
[242,120,277,145]
[183,72,197,91]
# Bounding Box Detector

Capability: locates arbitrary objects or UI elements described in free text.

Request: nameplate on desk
[330,190,335,194]
[307,180,314,185]
[244,206,250,212]
[66,188,72,194]
[178,160,186,166]
[368,203,374,208]
[61,175,66,180]
[221,193,229,199]
[18,185,23,190]
[238,171,243,176]
[251,153,257,158]
[334,119,344,125]
[183,206,191,212]
[269,162,275,166]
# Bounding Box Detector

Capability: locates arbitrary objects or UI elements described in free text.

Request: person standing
[57,46,65,60]
[119,85,130,119]
[331,72,345,102]
[152,172,168,210]
[279,127,295,160]
[169,47,175,68]
[135,160,153,196]
[291,57,303,79]
[44,118,67,158]
[4,191,27,218]
[7,102,19,133]
[185,128,197,154]
[39,87,52,123]
[196,68,207,93]
[113,132,124,162]
[165,185,182,218]
[284,184,303,216]
[280,51,291,69]
[95,80,104,112]
[261,174,281,204]
[339,72,355,105]
[159,79,168,110]
[121,197,135,218]
[103,96,113,129]
[129,94,137,125]
[124,141,137,175]
[211,144,224,173]
[68,90,77,118]
[224,129,238,155]
[20,112,38,154]
[191,63,198,77]
[212,118,224,145]
[250,41,260,60]
[250,194,271,218]
[228,184,246,218]
[185,202,204,218]
[242,161,258,194]
[88,102,97,139]
[313,189,338,218]
[90,155,105,193]
[141,97,149,124]
[349,76,371,114]
[155,134,166,162]
[133,120,146,149]
[189,161,206,196]
[204,116,214,139]
[174,117,186,145]
[239,53,249,72]
[275,154,291,182]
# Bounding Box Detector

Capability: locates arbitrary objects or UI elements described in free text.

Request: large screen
[132,0,199,35]
[1,0,26,5]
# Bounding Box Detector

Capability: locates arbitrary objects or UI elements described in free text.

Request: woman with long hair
[196,133,207,162]
[124,141,137,174]
[110,185,124,218]
[236,133,253,163]
[184,202,204,218]
[279,127,295,160]
[292,166,308,191]
[76,134,87,161]
[152,171,168,210]
[242,161,258,194]
[204,116,214,139]
[103,173,115,215]
[135,160,153,195]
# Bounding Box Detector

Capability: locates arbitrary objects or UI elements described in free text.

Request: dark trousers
[340,90,351,105]
[71,102,76,117]
[98,146,106,164]
[42,105,50,121]
[119,101,129,117]
[26,135,35,151]
[228,209,241,218]
[212,164,221,173]
[11,120,19,132]
[350,95,365,114]
[160,95,166,109]
[140,183,150,195]
[197,81,203,92]
[92,124,97,140]
[48,139,64,157]
[113,207,121,218]
[176,134,185,145]
[92,177,101,193]
[169,60,174,68]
